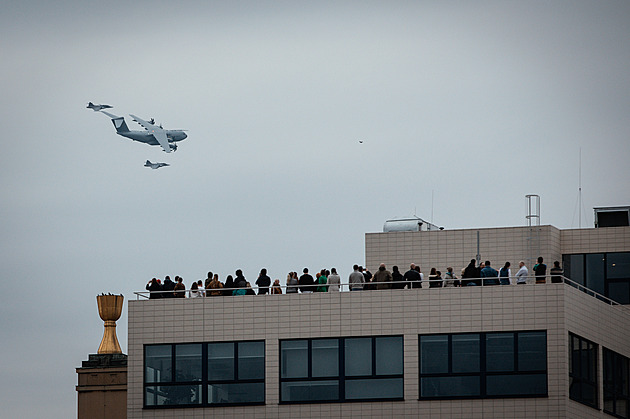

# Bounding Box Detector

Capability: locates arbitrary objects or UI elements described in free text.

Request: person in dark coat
[256,268,272,295]
[146,278,162,299]
[298,268,315,293]
[403,263,421,289]
[223,274,234,296]
[534,257,547,284]
[234,269,248,288]
[463,259,480,286]
[162,276,175,298]
[392,266,405,289]
[550,261,564,283]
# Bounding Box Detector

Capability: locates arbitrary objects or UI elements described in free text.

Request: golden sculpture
[97,294,124,354]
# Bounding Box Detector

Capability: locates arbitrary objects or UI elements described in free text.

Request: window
[280,336,403,403]
[569,333,598,409]
[604,347,630,419]
[608,253,630,304]
[144,341,265,408]
[563,252,630,304]
[419,331,547,399]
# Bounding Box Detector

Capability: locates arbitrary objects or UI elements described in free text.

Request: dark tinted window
[569,333,598,409]
[586,254,605,295]
[280,336,403,403]
[144,341,265,408]
[175,344,202,382]
[420,331,547,399]
[604,347,630,419]
[145,345,172,383]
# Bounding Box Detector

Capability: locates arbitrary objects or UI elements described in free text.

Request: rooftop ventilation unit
[594,206,630,228]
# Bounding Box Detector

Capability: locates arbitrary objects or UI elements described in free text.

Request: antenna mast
[579,148,582,228]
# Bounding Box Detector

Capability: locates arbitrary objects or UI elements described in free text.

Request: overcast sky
[1,1,629,417]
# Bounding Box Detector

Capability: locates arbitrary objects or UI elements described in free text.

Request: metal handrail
[135,275,627,309]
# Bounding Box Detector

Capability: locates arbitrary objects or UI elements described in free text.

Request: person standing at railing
[223,275,234,296]
[444,267,458,287]
[349,265,365,291]
[550,261,563,283]
[462,259,479,286]
[162,276,175,298]
[392,266,405,289]
[190,282,203,298]
[374,263,393,290]
[299,268,315,293]
[173,276,186,298]
[404,263,421,288]
[481,261,500,286]
[204,272,213,289]
[499,262,511,285]
[234,270,247,289]
[360,266,374,291]
[256,268,272,295]
[534,257,547,284]
[208,275,224,296]
[316,269,328,292]
[327,268,341,292]
[428,267,439,288]
[515,261,529,285]
[196,280,205,297]
[272,279,283,294]
[286,272,299,294]
[146,278,162,299]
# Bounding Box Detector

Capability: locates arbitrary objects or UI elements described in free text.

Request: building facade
[366,225,630,304]
[126,225,630,418]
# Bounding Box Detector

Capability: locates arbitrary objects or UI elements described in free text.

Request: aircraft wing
[130,114,171,153]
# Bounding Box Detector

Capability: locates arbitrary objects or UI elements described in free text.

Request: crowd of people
[144,257,564,299]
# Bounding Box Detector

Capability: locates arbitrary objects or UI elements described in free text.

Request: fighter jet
[144,160,169,169]
[98,111,187,153]
[87,102,112,111]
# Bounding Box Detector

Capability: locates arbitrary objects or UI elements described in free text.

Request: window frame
[144,340,265,409]
[563,252,630,304]
[279,335,404,404]
[418,331,548,400]
[603,347,630,419]
[569,332,599,409]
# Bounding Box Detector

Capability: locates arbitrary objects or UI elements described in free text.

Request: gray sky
[1,1,629,417]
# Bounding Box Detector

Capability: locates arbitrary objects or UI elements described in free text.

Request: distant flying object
[98,111,187,153]
[358,140,363,143]
[144,160,169,169]
[87,102,112,111]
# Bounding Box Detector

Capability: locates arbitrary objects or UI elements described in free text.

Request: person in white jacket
[515,261,529,284]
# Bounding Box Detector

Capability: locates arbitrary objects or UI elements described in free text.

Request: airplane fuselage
[117,130,187,146]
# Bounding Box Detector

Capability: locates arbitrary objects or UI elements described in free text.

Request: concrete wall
[77,365,127,419]
[127,282,630,418]
[366,225,630,279]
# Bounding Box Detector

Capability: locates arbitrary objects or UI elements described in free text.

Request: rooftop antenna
[571,148,588,228]
[579,148,583,228]
[431,190,434,224]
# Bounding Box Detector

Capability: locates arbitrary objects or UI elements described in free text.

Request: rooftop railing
[134,275,628,311]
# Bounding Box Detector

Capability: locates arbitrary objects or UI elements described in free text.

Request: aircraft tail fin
[110,116,130,133]
[99,110,129,133]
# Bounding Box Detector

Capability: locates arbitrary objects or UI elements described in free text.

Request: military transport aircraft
[87,102,112,111]
[99,111,187,153]
[144,160,169,169]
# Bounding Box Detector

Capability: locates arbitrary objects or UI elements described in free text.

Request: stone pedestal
[76,354,127,419]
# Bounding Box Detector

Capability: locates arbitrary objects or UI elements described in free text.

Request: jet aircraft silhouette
[87,102,112,111]
[144,160,170,169]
